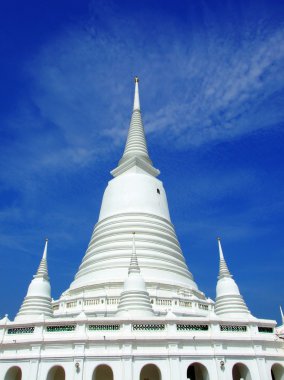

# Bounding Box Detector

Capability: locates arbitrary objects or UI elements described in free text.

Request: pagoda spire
[280,306,284,324]
[218,238,232,279]
[35,238,48,278]
[133,76,140,111]
[215,238,253,319]
[111,77,160,177]
[116,233,154,317]
[121,77,149,162]
[15,239,53,321]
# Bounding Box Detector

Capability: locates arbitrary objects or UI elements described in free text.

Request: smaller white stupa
[15,239,53,321]
[215,238,253,319]
[116,233,154,317]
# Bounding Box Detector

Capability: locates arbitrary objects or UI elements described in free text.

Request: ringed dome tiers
[57,78,206,314]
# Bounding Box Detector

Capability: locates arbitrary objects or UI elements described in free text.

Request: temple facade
[0,78,283,380]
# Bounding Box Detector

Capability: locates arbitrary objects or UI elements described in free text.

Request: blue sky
[0,0,283,322]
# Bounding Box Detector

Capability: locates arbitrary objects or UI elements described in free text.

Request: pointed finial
[133,77,140,111]
[217,237,223,258]
[43,238,48,260]
[217,238,232,279]
[129,232,140,274]
[35,239,49,278]
[280,306,284,324]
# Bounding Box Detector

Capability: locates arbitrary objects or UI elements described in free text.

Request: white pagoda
[0,78,283,380]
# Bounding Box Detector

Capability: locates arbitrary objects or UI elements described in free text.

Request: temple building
[0,78,283,380]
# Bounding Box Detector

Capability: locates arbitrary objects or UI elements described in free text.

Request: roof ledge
[111,156,160,178]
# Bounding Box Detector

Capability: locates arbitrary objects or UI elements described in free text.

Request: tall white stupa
[0,78,283,380]
[55,76,205,318]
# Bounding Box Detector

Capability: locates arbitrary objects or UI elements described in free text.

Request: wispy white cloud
[147,29,284,146]
[0,2,282,243]
[2,3,282,187]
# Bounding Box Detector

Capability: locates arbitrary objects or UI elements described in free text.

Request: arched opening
[4,367,22,380]
[232,363,252,380]
[46,366,65,380]
[140,364,161,380]
[92,364,113,380]
[187,362,209,380]
[271,363,284,380]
